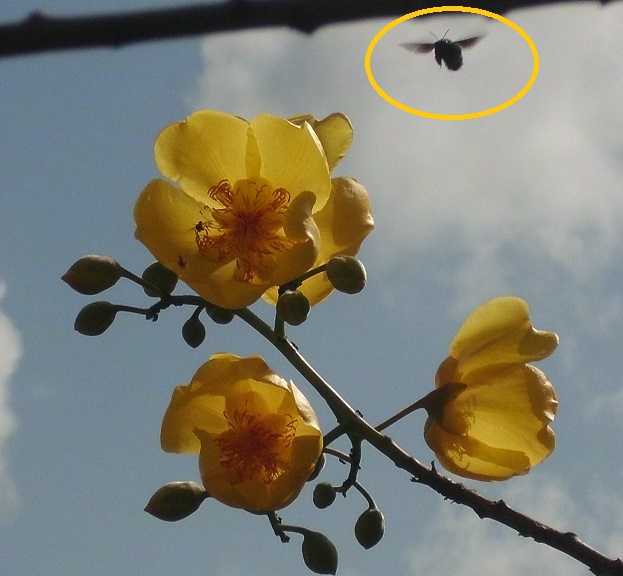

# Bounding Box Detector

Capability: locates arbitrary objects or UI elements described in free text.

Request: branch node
[26,11,52,24]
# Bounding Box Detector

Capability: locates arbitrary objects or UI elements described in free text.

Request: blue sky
[2,1,623,575]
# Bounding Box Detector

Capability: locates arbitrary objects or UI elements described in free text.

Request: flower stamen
[214,407,298,485]
[194,179,296,281]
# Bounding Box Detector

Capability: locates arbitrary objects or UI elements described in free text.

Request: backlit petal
[134,179,215,276]
[426,364,556,481]
[450,297,559,375]
[315,177,374,250]
[155,110,248,200]
[288,113,353,172]
[252,114,331,211]
[138,110,366,309]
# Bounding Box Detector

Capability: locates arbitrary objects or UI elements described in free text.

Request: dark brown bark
[0,0,614,58]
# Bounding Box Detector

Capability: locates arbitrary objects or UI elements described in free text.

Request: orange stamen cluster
[194,179,295,281]
[214,408,297,484]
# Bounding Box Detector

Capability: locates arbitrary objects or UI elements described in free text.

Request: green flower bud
[276,290,310,326]
[74,301,117,336]
[307,453,326,482]
[141,262,178,297]
[182,315,206,348]
[313,482,337,509]
[354,507,385,549]
[62,255,121,295]
[325,256,367,294]
[144,481,209,522]
[205,306,235,325]
[302,531,338,575]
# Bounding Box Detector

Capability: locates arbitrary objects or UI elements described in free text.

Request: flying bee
[400,30,484,71]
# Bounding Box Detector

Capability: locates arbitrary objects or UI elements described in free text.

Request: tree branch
[234,307,623,576]
[369,434,623,576]
[0,0,614,58]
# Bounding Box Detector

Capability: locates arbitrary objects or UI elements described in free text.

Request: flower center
[195,179,295,282]
[214,407,297,485]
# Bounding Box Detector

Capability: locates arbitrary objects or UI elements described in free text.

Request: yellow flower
[421,297,559,481]
[134,110,332,309]
[264,114,374,306]
[161,353,323,511]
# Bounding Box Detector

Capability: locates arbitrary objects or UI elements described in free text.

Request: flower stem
[349,480,376,510]
[280,263,328,292]
[374,397,427,432]
[119,266,170,299]
[235,307,362,426]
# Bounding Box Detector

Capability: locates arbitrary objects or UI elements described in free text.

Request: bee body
[433,38,464,71]
[400,30,483,71]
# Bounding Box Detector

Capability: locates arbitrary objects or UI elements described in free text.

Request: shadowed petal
[264,177,373,306]
[160,354,322,511]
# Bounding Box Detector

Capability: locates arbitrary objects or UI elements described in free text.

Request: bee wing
[455,36,484,49]
[400,42,436,54]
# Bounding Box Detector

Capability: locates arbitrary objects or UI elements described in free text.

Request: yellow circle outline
[364,6,540,120]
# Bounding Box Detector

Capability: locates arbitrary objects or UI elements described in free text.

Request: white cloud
[0,283,22,517]
[192,3,623,324]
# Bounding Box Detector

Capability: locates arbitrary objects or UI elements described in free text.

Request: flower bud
[144,481,208,522]
[74,301,117,336]
[302,531,338,575]
[325,256,367,294]
[354,507,385,549]
[62,255,121,295]
[142,262,178,297]
[276,290,310,325]
[313,482,337,509]
[182,315,206,348]
[205,306,235,325]
[307,453,326,482]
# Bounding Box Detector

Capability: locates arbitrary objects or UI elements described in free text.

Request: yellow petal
[186,270,275,309]
[450,297,559,376]
[288,113,353,173]
[426,364,557,481]
[311,114,353,173]
[263,177,374,306]
[424,420,533,480]
[434,356,460,389]
[134,179,216,277]
[185,238,318,309]
[181,360,322,511]
[281,380,323,434]
[251,114,331,211]
[458,364,558,454]
[315,177,374,253]
[197,433,321,511]
[155,110,249,200]
[160,354,282,453]
[269,191,320,285]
